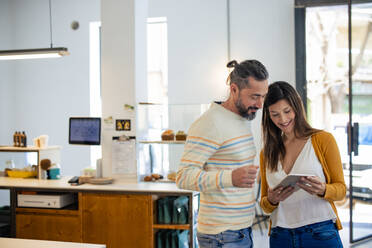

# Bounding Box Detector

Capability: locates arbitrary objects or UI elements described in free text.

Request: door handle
[347,122,359,156]
[353,122,359,156]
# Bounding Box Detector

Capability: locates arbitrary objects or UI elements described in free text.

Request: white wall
[0,0,13,206]
[148,0,295,163]
[0,0,15,146]
[149,0,230,104]
[231,0,295,84]
[0,0,100,178]
[148,0,295,104]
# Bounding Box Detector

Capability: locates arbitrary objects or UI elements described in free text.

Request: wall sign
[116,119,131,131]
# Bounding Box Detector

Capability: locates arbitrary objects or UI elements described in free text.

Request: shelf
[0,146,61,152]
[0,146,62,180]
[153,224,190,230]
[16,207,79,216]
[138,141,185,144]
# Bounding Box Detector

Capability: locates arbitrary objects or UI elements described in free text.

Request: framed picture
[116,119,131,131]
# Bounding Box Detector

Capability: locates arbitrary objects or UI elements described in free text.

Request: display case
[137,103,210,180]
[0,146,61,179]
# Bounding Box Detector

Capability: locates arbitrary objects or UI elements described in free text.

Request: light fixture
[0,0,69,60]
[226,0,233,74]
[226,0,231,63]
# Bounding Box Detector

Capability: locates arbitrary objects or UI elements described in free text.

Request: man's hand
[232,165,259,188]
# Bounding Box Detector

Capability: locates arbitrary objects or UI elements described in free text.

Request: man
[176,59,269,247]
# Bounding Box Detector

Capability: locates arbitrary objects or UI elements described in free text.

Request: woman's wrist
[317,184,326,197]
[268,197,279,206]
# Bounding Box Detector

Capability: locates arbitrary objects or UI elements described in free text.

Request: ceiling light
[0,47,69,60]
[0,0,69,60]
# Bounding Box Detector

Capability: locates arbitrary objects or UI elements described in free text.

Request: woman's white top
[266,139,337,228]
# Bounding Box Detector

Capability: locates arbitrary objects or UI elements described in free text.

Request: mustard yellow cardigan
[259,131,346,233]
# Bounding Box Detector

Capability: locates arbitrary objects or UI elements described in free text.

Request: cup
[5,160,15,169]
[33,138,40,148]
[39,135,49,148]
[96,158,102,178]
[47,167,60,180]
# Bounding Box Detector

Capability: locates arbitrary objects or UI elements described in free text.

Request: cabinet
[152,193,199,248]
[0,146,61,179]
[15,191,81,242]
[16,209,82,242]
[11,186,198,248]
[81,192,199,248]
[82,193,153,248]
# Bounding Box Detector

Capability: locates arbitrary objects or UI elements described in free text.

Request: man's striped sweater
[176,102,257,234]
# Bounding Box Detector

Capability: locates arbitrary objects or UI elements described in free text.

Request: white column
[101,0,147,181]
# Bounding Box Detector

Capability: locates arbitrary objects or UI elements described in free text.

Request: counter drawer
[16,212,82,242]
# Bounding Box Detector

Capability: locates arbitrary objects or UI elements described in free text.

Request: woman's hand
[267,186,296,205]
[297,176,326,196]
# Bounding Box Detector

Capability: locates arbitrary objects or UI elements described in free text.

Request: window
[138,17,169,176]
[89,21,102,167]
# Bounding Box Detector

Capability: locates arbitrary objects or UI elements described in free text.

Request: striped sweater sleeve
[176,122,233,192]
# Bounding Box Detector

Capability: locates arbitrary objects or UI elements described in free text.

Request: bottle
[22,131,27,147]
[13,132,17,147]
[19,132,24,147]
[15,132,19,147]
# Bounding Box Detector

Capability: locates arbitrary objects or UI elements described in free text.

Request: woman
[259,81,346,248]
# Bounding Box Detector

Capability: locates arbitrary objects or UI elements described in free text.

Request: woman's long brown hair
[262,81,319,171]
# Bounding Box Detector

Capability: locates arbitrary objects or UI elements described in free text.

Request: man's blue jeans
[197,227,253,248]
[270,220,343,248]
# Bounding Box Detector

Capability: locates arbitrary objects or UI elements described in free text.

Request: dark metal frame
[295,0,368,7]
[295,0,372,244]
[295,7,307,111]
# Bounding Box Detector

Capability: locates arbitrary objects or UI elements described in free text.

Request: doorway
[296,0,372,243]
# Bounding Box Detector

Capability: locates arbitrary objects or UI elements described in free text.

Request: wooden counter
[0,177,198,248]
[0,176,193,193]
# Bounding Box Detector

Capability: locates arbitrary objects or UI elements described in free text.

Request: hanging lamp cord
[49,0,53,48]
[226,0,231,62]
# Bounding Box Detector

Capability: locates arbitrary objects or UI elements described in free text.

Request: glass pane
[305,4,350,240]
[0,151,38,173]
[137,103,209,179]
[351,1,372,241]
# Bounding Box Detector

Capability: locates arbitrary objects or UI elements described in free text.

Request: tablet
[274,174,314,189]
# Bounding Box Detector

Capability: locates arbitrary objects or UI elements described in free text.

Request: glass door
[301,0,372,243]
[349,1,372,242]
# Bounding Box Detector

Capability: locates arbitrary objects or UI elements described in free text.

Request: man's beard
[235,97,258,120]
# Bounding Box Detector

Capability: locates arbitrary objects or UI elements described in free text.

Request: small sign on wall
[116,119,131,131]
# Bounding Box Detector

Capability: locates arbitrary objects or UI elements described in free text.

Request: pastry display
[161,129,175,140]
[143,173,164,182]
[144,175,153,181]
[167,171,176,181]
[151,173,163,180]
[175,131,187,141]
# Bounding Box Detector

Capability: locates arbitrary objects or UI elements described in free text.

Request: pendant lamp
[0,0,69,60]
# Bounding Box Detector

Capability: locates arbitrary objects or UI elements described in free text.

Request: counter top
[0,176,195,194]
[0,238,105,248]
